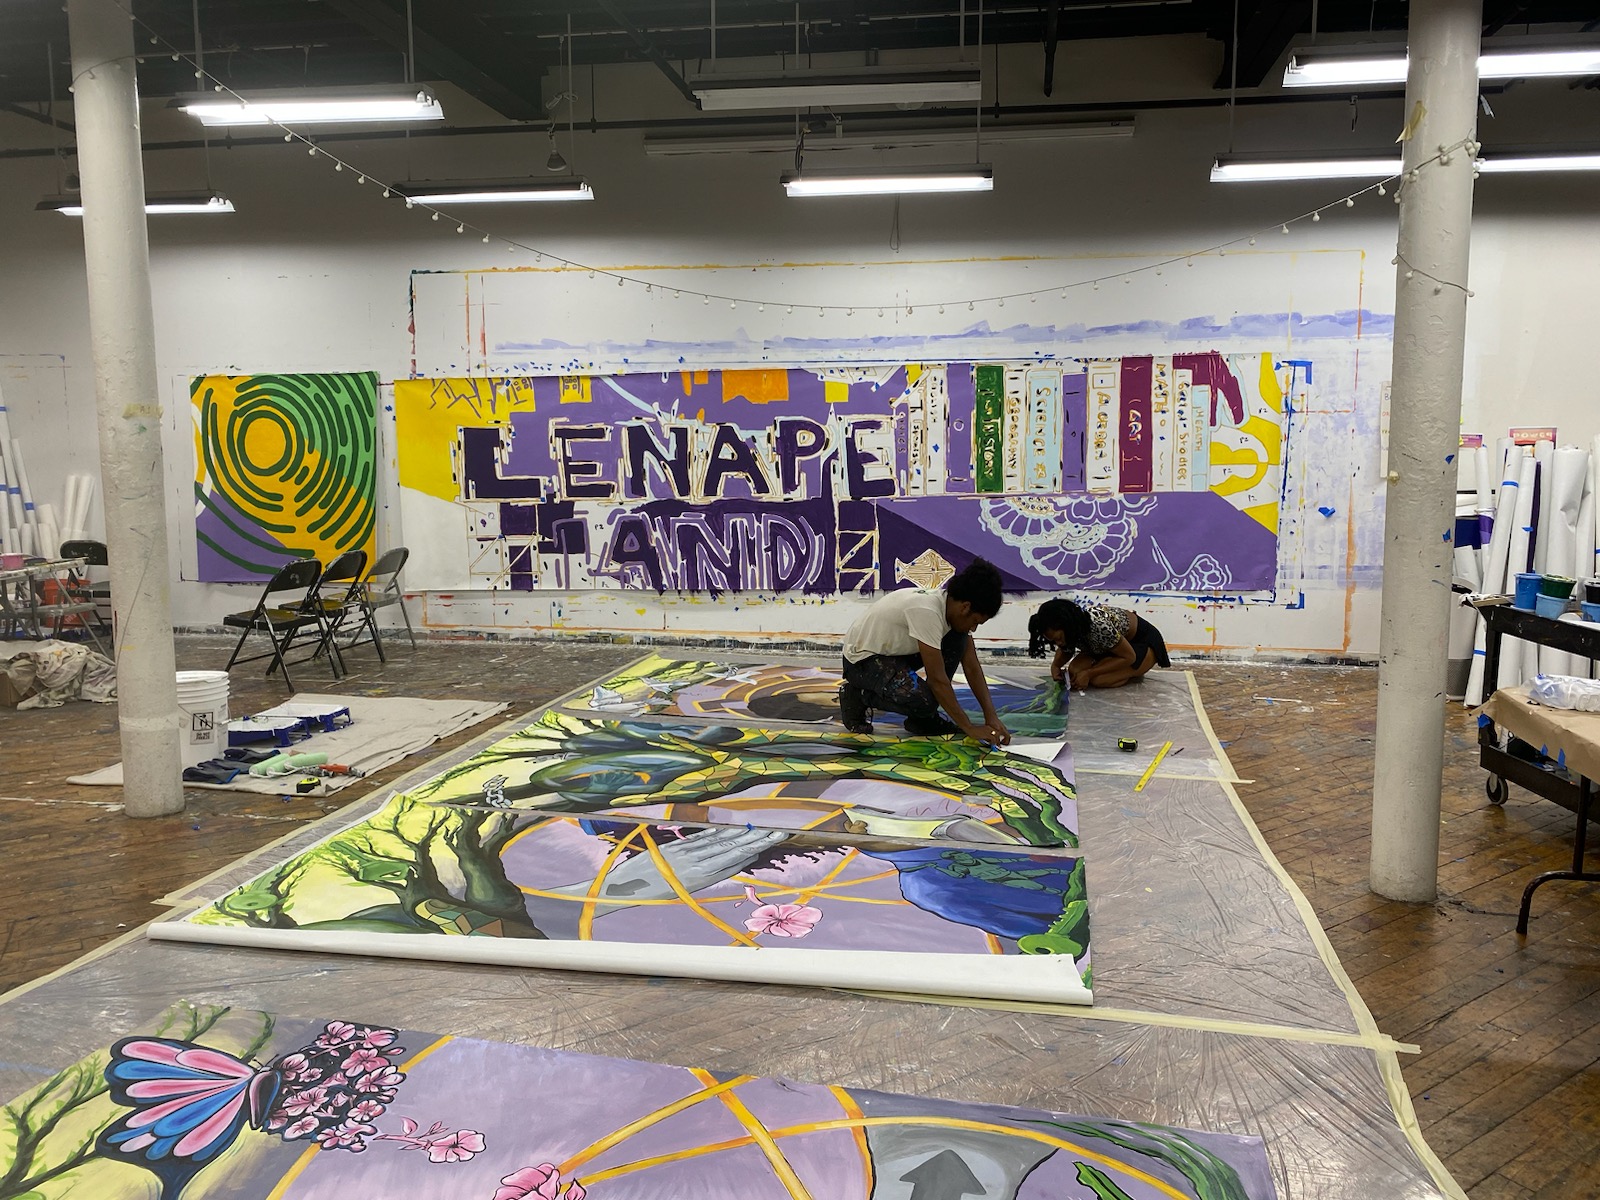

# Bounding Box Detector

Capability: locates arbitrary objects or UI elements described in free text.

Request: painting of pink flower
[494,1164,588,1200]
[280,1087,330,1118]
[425,1128,485,1163]
[341,1048,387,1075]
[276,1052,313,1081]
[742,886,822,938]
[355,1067,406,1093]
[316,1121,376,1151]
[356,1026,398,1049]
[317,1021,357,1047]
[350,1099,386,1121]
[282,1116,319,1140]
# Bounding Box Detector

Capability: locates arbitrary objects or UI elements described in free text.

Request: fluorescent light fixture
[1481,45,1600,78]
[1210,155,1400,182]
[1285,39,1600,88]
[1478,151,1600,173]
[172,84,443,126]
[1283,46,1409,87]
[782,165,994,197]
[691,64,980,111]
[391,178,594,204]
[36,192,235,215]
[646,119,1134,156]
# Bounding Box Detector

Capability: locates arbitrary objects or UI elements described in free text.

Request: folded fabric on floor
[67,693,507,795]
[0,639,116,709]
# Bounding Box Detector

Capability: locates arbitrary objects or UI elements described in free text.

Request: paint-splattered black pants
[841,629,967,721]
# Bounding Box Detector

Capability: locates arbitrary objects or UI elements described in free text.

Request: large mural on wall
[393,356,1294,595]
[193,372,379,582]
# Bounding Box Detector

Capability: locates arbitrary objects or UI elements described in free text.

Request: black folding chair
[222,559,336,691]
[304,549,368,676]
[341,546,416,663]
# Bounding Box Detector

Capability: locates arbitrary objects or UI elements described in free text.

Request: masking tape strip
[851,989,1418,1054]
[1185,671,1468,1200]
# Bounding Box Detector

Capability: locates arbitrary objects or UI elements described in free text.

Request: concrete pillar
[1370,0,1481,900]
[67,0,184,818]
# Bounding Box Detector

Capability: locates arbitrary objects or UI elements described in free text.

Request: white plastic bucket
[175,670,231,768]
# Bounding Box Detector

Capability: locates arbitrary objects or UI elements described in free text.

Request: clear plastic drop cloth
[0,941,1446,1200]
[0,660,1457,1200]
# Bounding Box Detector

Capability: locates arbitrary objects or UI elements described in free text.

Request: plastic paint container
[1539,574,1576,599]
[175,670,230,769]
[1534,593,1570,620]
[1512,572,1542,610]
[1585,579,1600,605]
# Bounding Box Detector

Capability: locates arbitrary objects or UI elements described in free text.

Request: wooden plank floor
[0,644,1595,1197]
[1199,665,1600,1200]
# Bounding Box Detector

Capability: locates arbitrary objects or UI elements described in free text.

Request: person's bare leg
[1084,650,1156,688]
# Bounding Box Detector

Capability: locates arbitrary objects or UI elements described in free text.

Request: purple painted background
[418,356,1283,595]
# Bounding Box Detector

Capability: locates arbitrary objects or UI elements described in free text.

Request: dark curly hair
[944,557,1003,617]
[1027,598,1089,658]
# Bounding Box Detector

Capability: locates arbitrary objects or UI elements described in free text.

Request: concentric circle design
[193,372,377,580]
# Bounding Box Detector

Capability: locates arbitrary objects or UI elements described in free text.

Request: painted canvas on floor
[392,356,1293,594]
[372,709,1077,848]
[0,1001,1278,1199]
[565,653,1069,736]
[192,372,379,582]
[159,797,1092,1003]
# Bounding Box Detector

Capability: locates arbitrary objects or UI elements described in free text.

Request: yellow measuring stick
[1133,740,1174,792]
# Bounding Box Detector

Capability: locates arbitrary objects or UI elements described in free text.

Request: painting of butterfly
[97,1020,407,1198]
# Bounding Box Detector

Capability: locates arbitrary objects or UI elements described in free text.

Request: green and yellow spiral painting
[192,372,378,582]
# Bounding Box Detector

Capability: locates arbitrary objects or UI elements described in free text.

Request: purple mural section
[441,357,1284,595]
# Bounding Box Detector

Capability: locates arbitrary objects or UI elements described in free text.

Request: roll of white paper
[1499,450,1540,691]
[1483,447,1523,594]
[1533,440,1556,573]
[1474,445,1493,512]
[1465,618,1490,706]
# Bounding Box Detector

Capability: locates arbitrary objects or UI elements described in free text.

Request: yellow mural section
[393,377,538,504]
[1208,353,1285,532]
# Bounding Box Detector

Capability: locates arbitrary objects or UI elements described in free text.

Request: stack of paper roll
[60,472,98,542]
[0,405,41,557]
[1537,445,1591,677]
[1466,442,1527,705]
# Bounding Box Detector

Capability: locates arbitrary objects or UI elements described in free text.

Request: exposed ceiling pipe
[590,0,704,108]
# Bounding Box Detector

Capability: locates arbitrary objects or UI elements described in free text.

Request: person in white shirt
[839,558,1012,743]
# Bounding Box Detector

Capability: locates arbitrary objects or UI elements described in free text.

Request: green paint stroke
[975,364,1005,493]
[1074,1162,1136,1200]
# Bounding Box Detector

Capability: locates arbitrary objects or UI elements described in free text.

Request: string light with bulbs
[97,1,1479,319]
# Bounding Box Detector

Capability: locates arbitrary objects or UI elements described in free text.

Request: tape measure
[1117,737,1139,753]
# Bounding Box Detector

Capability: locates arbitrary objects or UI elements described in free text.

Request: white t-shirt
[842,588,952,663]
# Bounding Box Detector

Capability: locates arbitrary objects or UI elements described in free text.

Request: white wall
[1,34,1596,659]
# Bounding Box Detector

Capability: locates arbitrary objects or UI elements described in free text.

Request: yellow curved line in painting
[557,1073,757,1175]
[829,1087,875,1194]
[640,828,763,947]
[579,825,643,940]
[580,1114,1189,1199]
[690,1067,816,1200]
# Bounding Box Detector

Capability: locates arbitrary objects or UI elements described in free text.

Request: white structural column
[67,0,184,818]
[1370,0,1481,900]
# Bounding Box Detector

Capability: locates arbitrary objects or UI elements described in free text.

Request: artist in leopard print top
[1026,597,1171,689]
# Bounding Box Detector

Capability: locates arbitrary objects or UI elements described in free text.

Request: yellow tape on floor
[1185,672,1468,1200]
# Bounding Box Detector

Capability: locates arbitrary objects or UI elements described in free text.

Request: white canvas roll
[1474,445,1493,511]
[1465,619,1490,706]
[1532,440,1556,572]
[1482,447,1523,594]
[1544,447,1587,579]
[77,474,98,537]
[1591,436,1600,569]
[1499,450,1541,691]
[1578,482,1598,680]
